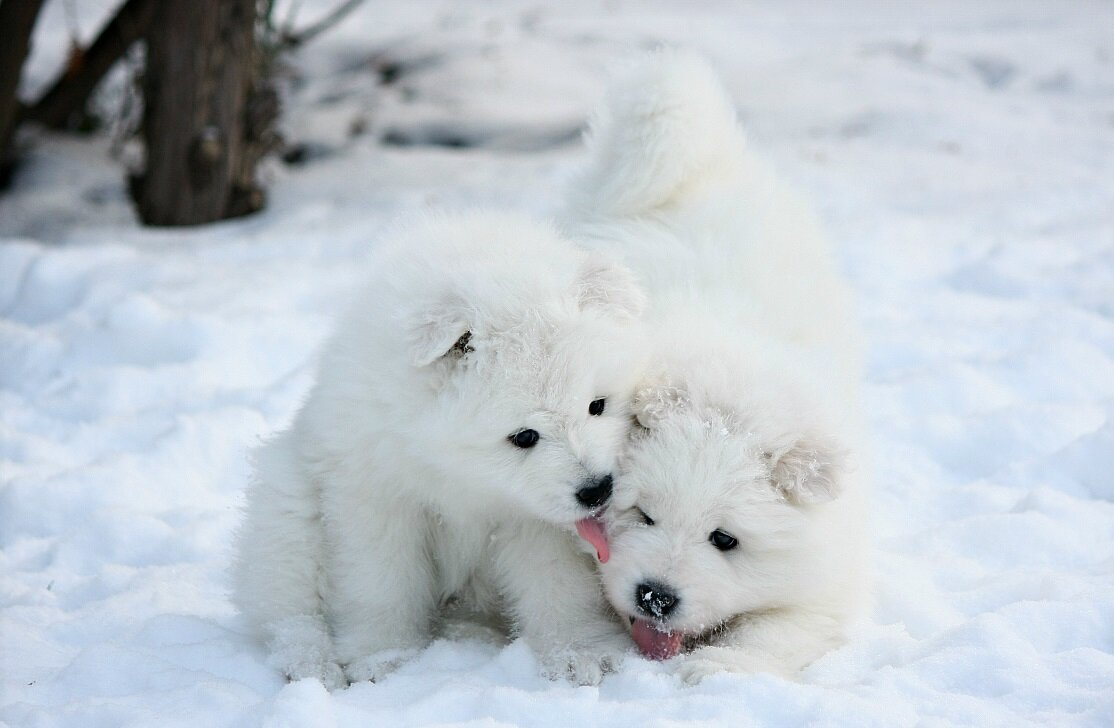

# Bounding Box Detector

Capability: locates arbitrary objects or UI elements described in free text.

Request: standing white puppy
[567,51,869,683]
[234,212,645,687]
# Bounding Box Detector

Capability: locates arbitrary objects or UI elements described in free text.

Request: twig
[280,0,365,49]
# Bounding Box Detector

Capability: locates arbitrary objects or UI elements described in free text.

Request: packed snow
[3,1,1113,726]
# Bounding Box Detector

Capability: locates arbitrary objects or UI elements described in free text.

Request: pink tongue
[631,619,683,660]
[575,516,610,563]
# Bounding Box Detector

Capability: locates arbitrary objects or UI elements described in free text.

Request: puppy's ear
[631,382,688,430]
[768,435,845,505]
[407,298,473,367]
[577,253,646,321]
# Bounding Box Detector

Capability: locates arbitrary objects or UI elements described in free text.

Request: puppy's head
[597,358,848,659]
[396,215,647,528]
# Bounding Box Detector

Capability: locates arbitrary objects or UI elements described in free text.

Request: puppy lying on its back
[567,52,869,683]
[234,212,646,687]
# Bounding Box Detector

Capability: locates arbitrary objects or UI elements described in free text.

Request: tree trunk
[134,0,269,226]
[0,0,46,187]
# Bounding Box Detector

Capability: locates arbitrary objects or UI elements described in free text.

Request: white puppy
[566,51,869,683]
[233,212,646,688]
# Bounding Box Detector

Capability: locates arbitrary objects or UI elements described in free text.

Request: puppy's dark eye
[589,398,606,416]
[709,529,738,551]
[509,429,540,449]
[636,507,654,526]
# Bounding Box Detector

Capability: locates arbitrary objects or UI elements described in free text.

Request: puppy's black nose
[575,474,613,508]
[635,581,679,619]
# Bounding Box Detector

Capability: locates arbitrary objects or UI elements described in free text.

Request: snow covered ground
[3,1,1114,725]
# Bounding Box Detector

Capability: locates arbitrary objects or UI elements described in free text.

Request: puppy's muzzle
[575,474,613,509]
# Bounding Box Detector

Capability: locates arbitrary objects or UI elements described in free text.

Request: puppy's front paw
[342,648,419,684]
[675,646,783,685]
[538,637,629,686]
[280,657,346,690]
[265,615,345,690]
[676,655,728,685]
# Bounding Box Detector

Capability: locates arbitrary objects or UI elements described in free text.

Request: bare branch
[26,0,156,130]
[0,0,47,185]
[280,0,364,49]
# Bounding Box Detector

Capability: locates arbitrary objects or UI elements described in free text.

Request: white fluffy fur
[565,50,869,683]
[233,212,647,687]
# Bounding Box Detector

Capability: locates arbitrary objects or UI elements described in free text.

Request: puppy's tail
[571,49,746,220]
